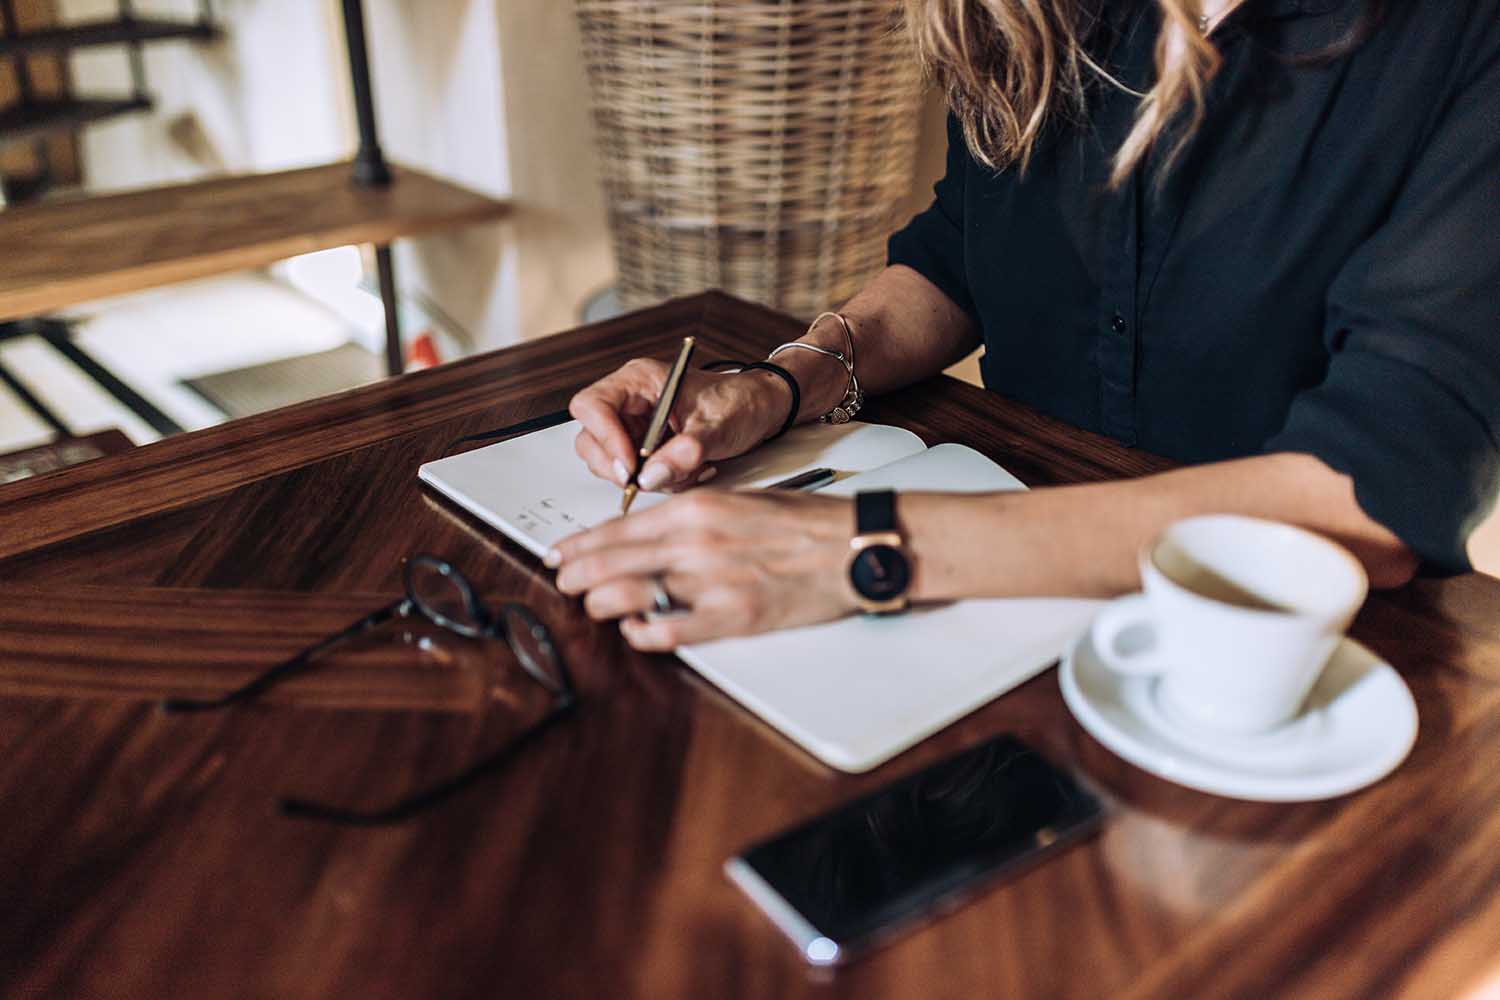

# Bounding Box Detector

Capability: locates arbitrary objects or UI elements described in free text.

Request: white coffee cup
[1092,514,1369,735]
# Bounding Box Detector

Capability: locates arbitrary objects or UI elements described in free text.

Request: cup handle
[1092,594,1171,676]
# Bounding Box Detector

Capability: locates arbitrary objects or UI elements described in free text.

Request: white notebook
[419,420,1100,772]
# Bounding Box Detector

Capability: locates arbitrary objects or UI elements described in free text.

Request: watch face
[849,544,911,602]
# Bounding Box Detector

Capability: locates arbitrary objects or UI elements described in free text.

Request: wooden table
[2,292,1497,1000]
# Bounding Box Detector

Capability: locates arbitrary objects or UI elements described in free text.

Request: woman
[551,0,1499,651]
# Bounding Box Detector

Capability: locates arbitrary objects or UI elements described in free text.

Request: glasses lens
[406,558,484,636]
[501,605,567,696]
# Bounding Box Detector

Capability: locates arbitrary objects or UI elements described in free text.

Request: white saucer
[1058,617,1419,802]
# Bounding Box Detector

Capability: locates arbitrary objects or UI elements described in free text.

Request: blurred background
[0,0,951,454]
[1,0,1491,571]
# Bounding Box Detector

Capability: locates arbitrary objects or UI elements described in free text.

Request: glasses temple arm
[278,696,576,826]
[160,599,411,713]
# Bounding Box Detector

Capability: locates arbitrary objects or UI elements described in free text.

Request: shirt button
[1110,312,1128,335]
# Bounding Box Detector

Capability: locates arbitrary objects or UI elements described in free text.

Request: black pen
[767,467,836,491]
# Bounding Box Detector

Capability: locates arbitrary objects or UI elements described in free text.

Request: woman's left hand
[549,490,857,650]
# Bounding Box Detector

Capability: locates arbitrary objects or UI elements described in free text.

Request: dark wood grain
[0,585,534,712]
[0,291,1496,1000]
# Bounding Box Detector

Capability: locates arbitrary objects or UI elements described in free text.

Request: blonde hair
[907,1,1229,187]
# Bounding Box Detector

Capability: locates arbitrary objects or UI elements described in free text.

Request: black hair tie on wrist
[701,359,801,442]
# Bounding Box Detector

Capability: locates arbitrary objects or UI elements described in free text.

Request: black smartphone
[724,734,1106,966]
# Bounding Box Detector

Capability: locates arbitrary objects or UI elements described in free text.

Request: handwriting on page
[505,486,675,547]
[418,419,932,560]
[511,498,587,537]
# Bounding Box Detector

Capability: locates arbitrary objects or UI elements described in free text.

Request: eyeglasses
[163,554,577,825]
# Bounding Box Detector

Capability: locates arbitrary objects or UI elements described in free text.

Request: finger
[556,541,688,595]
[662,465,717,493]
[581,573,700,620]
[583,577,660,620]
[574,428,628,486]
[569,385,644,476]
[553,492,719,562]
[619,605,740,651]
[638,433,706,492]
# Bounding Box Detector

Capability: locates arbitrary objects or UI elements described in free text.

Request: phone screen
[726,735,1105,965]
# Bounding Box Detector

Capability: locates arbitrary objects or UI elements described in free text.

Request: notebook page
[676,443,1100,772]
[816,442,1026,495]
[417,420,927,558]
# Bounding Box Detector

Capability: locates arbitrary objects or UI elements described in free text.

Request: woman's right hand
[568,359,793,493]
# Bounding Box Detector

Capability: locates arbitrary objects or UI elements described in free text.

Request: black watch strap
[856,490,897,534]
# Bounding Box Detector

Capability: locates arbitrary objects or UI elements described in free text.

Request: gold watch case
[846,530,911,615]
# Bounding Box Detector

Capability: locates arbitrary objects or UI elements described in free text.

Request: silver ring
[650,575,674,614]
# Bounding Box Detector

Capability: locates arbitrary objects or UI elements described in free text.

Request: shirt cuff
[1264,351,1498,574]
[887,206,977,322]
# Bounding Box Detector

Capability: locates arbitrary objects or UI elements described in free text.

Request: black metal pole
[117,0,149,102]
[375,245,402,376]
[340,0,392,188]
[40,324,184,436]
[0,352,69,437]
[339,0,401,375]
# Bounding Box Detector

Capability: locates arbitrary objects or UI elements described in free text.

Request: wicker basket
[576,1,923,319]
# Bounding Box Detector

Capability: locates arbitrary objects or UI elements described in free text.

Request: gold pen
[621,335,696,514]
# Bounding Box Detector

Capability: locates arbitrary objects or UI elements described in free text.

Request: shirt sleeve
[887,112,978,319]
[1265,10,1500,573]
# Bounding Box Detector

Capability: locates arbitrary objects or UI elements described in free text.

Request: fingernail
[611,459,629,486]
[543,548,562,568]
[639,463,669,491]
[696,466,718,484]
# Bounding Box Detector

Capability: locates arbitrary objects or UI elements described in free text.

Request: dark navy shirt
[888,0,1500,571]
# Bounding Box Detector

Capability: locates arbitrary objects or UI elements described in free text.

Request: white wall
[60,0,347,186]
[61,0,517,348]
[361,0,614,350]
[61,2,939,352]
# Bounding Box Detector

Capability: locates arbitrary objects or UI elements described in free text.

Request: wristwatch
[847,490,912,615]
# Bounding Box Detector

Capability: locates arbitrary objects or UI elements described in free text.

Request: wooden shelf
[0,96,152,148]
[0,17,219,57]
[0,162,511,322]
